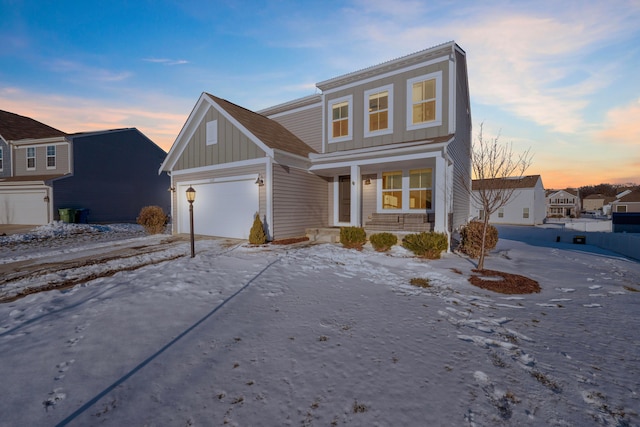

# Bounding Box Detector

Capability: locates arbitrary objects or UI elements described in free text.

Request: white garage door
[0,188,49,225]
[178,178,259,239]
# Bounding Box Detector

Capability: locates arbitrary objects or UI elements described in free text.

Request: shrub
[137,206,168,234]
[402,232,448,259]
[369,232,398,252]
[340,226,366,250]
[459,221,498,258]
[249,213,267,245]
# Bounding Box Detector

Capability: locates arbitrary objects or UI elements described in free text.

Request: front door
[338,175,351,223]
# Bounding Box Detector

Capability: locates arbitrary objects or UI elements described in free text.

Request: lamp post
[186,186,196,257]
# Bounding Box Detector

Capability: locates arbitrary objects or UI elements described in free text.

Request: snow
[1,223,639,426]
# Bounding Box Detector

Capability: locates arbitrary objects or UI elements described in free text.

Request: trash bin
[58,208,76,223]
[573,235,586,244]
[75,209,89,224]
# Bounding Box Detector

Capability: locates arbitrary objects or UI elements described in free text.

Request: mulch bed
[270,236,310,245]
[469,269,541,294]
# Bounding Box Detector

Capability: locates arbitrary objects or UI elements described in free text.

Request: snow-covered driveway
[1,225,639,426]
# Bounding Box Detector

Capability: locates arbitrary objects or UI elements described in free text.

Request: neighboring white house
[546,188,580,218]
[470,175,546,225]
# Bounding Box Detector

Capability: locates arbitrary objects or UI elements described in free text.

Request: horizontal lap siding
[270,106,322,153]
[272,164,328,239]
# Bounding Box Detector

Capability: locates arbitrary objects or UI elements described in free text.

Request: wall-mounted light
[364,178,371,185]
[168,187,176,192]
[255,174,264,186]
[44,195,50,203]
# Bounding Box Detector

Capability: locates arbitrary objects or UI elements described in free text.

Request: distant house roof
[546,188,579,197]
[0,174,69,183]
[584,193,605,200]
[616,190,640,203]
[206,93,316,158]
[472,175,541,191]
[0,110,67,141]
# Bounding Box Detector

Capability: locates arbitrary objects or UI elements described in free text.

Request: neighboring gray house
[611,190,640,213]
[0,110,169,224]
[470,175,546,226]
[160,41,472,243]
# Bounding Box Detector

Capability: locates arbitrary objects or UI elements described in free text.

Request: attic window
[206,120,218,145]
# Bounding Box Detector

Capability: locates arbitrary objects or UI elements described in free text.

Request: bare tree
[465,124,533,270]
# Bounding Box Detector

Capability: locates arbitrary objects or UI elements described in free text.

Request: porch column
[434,155,447,233]
[350,164,361,226]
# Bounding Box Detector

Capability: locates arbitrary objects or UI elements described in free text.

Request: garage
[177,176,259,239]
[0,187,49,225]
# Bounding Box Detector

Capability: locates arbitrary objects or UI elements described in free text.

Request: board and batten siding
[325,60,450,153]
[174,106,265,171]
[170,164,267,234]
[447,50,472,231]
[269,105,322,153]
[272,164,328,239]
[12,143,71,176]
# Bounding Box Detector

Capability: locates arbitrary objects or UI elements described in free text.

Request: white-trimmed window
[407,71,442,130]
[364,85,393,137]
[328,95,353,143]
[380,168,433,212]
[498,208,504,218]
[206,120,218,145]
[616,205,627,213]
[47,145,56,168]
[523,207,529,219]
[0,147,3,171]
[27,147,35,170]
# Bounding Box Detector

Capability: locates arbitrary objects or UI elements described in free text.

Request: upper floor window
[616,205,627,213]
[498,208,504,218]
[0,147,3,171]
[523,207,530,219]
[364,85,393,137]
[407,71,442,130]
[328,95,352,143]
[47,145,56,168]
[27,147,36,170]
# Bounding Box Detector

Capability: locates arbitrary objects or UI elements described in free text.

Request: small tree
[464,124,533,270]
[249,213,267,245]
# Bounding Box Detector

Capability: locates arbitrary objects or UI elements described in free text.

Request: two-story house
[160,41,471,243]
[0,110,170,225]
[470,175,546,225]
[546,189,580,218]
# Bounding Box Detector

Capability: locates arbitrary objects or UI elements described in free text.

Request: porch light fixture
[255,174,264,186]
[364,178,371,185]
[186,186,196,257]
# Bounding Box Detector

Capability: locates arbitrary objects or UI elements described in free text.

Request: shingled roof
[0,110,67,141]
[205,94,316,158]
[472,175,541,191]
[617,189,640,203]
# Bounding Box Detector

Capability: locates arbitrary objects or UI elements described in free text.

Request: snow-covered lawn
[1,224,639,426]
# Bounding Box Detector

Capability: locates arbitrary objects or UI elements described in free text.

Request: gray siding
[53,129,169,223]
[362,174,378,225]
[325,59,450,153]
[174,106,265,171]
[447,50,472,230]
[270,105,322,153]
[272,164,328,239]
[12,143,71,176]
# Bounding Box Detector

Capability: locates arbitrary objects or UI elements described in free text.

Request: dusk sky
[1,0,638,189]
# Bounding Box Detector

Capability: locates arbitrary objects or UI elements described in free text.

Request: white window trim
[376,168,434,213]
[0,146,3,171]
[206,120,218,145]
[364,84,393,138]
[46,145,56,170]
[406,71,442,131]
[327,95,353,144]
[26,147,36,170]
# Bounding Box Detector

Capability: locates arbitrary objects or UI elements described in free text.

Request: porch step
[306,227,341,243]
[364,213,434,232]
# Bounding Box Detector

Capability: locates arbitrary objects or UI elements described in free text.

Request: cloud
[0,86,188,151]
[597,99,640,146]
[143,58,190,66]
[48,59,133,83]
